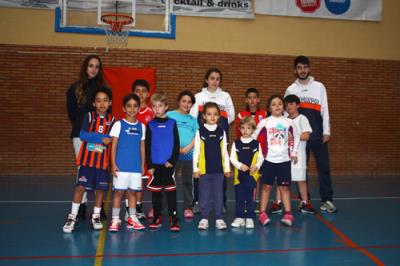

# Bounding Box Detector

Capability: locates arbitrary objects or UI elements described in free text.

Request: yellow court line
[94,186,112,266]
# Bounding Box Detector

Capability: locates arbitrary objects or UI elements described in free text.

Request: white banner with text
[255,0,382,21]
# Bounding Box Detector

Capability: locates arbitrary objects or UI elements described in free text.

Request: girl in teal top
[167,90,199,218]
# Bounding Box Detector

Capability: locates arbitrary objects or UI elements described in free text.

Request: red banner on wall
[104,67,156,120]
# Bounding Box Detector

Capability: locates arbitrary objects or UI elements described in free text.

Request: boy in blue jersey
[108,93,146,232]
[146,93,181,231]
[63,87,114,233]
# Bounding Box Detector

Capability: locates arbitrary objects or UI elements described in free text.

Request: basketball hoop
[101,13,134,48]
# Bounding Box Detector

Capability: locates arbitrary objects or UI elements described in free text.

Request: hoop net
[101,14,134,48]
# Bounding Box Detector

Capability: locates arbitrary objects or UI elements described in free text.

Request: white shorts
[291,168,306,182]
[113,172,142,191]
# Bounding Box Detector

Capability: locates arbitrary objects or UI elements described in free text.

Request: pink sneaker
[108,218,121,232]
[127,215,145,230]
[184,209,194,219]
[259,212,271,226]
[281,213,294,227]
[147,208,154,219]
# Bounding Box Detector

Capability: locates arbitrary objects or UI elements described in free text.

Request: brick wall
[0,44,399,176]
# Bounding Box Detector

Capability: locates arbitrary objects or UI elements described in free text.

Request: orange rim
[101,13,133,32]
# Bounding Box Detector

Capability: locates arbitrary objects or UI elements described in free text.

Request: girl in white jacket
[190,68,235,140]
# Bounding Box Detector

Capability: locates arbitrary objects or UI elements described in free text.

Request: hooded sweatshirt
[190,87,235,139]
[285,76,330,141]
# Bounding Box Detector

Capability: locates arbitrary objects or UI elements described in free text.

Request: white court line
[0,197,400,203]
[322,197,400,200]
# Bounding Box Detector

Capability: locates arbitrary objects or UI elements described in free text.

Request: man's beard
[297,73,309,80]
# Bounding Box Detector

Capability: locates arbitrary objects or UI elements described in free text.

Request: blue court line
[0,244,399,261]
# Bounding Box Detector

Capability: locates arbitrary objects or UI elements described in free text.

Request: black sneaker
[254,200,260,214]
[136,204,145,219]
[77,203,87,221]
[100,202,107,221]
[125,206,130,221]
[300,201,317,215]
[149,216,162,229]
[269,202,283,215]
[169,215,180,232]
[192,201,200,214]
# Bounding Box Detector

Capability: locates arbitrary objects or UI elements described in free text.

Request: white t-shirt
[253,116,299,164]
[109,119,146,141]
[290,114,312,170]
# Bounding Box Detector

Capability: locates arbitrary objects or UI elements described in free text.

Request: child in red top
[235,88,267,212]
[236,88,267,140]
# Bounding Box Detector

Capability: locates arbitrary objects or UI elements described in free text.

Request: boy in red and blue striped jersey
[63,87,115,233]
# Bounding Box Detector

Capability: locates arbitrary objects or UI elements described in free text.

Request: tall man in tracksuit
[285,56,337,213]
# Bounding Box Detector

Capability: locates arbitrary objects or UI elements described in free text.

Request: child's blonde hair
[150,92,168,105]
[239,116,256,130]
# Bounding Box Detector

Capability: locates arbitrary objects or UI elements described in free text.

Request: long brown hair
[75,55,105,106]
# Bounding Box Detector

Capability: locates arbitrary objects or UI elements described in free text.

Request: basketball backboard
[55,0,176,39]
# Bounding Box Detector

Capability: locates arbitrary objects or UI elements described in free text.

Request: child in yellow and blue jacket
[230,116,263,229]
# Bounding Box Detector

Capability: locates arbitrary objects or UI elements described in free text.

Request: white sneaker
[215,219,227,230]
[320,201,337,213]
[245,218,255,229]
[92,214,103,230]
[63,213,76,233]
[231,218,245,228]
[197,219,209,230]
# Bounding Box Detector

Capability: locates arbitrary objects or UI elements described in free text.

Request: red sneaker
[281,212,294,227]
[149,216,162,229]
[258,212,271,226]
[127,215,145,230]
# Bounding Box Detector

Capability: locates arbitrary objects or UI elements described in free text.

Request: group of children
[63,68,316,233]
